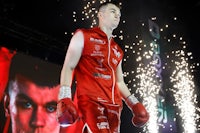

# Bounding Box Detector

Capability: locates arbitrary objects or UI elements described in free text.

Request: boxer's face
[98,3,121,30]
[4,75,60,133]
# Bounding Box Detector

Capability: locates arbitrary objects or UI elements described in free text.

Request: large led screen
[0,47,63,133]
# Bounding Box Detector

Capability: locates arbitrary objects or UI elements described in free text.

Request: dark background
[0,0,200,132]
[0,0,200,64]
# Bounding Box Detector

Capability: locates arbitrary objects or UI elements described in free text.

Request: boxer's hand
[57,98,78,127]
[56,86,78,127]
[125,94,149,127]
[130,102,149,127]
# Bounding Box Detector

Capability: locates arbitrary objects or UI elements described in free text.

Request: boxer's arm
[60,30,84,90]
[57,30,84,126]
[116,61,149,127]
[116,61,131,100]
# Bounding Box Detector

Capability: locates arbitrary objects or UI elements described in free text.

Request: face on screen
[5,74,60,133]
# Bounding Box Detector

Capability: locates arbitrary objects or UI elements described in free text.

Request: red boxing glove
[125,94,149,127]
[57,86,78,127]
[130,102,149,127]
[57,98,78,127]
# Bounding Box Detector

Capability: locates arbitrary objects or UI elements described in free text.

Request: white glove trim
[125,94,139,107]
[58,85,71,100]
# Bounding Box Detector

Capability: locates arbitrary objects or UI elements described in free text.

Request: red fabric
[0,47,15,133]
[74,27,124,105]
[0,47,15,100]
[60,95,122,133]
[3,116,10,133]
